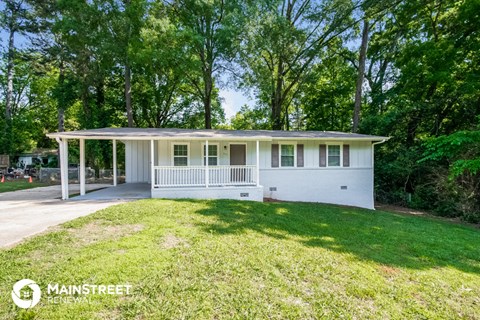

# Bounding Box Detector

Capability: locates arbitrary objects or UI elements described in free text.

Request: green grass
[0,180,46,193]
[1,199,479,319]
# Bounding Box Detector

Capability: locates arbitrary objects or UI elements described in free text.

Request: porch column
[58,138,69,200]
[79,138,86,196]
[205,140,209,188]
[112,139,117,186]
[256,140,260,186]
[150,139,155,190]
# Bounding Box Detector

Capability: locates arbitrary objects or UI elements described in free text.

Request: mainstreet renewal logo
[11,279,41,309]
[11,279,132,309]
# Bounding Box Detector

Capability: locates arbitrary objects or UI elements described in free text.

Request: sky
[219,88,250,119]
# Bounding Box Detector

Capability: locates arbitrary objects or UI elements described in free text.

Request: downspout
[371,139,386,167]
[371,139,387,210]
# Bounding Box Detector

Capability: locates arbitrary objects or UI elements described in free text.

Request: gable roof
[47,127,389,142]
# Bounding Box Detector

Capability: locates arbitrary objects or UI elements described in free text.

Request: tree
[302,50,356,132]
[131,3,195,128]
[240,0,368,130]
[105,0,148,127]
[230,105,270,130]
[29,0,77,133]
[420,129,480,222]
[352,19,368,132]
[1,0,32,154]
[350,0,401,132]
[168,0,239,129]
[361,0,480,218]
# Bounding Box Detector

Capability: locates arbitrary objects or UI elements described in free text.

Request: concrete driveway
[0,184,128,248]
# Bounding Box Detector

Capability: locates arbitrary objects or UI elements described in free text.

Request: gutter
[46,134,389,143]
[372,138,387,147]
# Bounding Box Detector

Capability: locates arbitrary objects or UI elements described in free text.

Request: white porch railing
[153,165,257,188]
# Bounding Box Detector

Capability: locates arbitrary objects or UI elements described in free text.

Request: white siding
[125,138,375,209]
[157,140,169,166]
[125,140,151,183]
[156,140,257,166]
[260,141,272,169]
[258,140,374,209]
[259,140,372,169]
[218,141,229,165]
[260,168,374,209]
[349,141,372,167]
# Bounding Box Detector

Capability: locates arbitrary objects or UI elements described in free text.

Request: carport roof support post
[150,139,154,190]
[113,139,117,187]
[57,138,69,200]
[80,138,85,196]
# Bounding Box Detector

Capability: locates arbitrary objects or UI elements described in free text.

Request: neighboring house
[16,148,58,167]
[47,128,388,209]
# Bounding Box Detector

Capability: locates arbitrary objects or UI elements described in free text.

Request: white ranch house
[47,128,388,209]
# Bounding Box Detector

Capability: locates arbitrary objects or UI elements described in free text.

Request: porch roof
[47,127,389,142]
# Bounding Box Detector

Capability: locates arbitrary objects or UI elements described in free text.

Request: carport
[47,130,149,200]
[43,136,120,200]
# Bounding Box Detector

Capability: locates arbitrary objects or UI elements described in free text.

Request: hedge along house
[46,128,388,209]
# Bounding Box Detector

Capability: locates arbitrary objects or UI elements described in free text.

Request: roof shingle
[47,128,389,141]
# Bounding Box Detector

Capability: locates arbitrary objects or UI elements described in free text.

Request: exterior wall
[258,140,374,209]
[126,139,375,209]
[260,168,374,209]
[18,156,33,165]
[156,140,258,166]
[152,186,264,202]
[125,140,152,183]
[258,140,372,169]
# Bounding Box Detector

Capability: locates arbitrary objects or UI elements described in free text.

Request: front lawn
[0,179,46,193]
[0,200,479,319]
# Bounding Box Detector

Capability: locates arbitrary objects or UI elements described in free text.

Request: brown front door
[230,144,246,165]
[230,144,246,182]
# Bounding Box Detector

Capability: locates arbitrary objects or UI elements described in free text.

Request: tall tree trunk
[123,0,134,127]
[125,62,134,127]
[204,75,212,129]
[4,26,15,155]
[203,60,213,129]
[353,20,369,133]
[96,76,106,123]
[58,59,65,132]
[81,83,91,128]
[272,59,284,130]
[6,27,14,122]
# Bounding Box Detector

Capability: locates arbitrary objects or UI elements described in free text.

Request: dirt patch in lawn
[378,265,400,276]
[161,234,189,249]
[375,203,480,228]
[68,221,144,246]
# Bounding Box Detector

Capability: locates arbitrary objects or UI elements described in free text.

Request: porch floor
[71,183,150,200]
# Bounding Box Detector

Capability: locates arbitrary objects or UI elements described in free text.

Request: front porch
[149,140,263,201]
[153,165,258,188]
[55,133,265,202]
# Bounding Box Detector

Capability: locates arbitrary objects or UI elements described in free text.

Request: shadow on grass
[182,199,480,274]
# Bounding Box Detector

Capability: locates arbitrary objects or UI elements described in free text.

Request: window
[173,144,188,166]
[281,144,295,167]
[203,144,218,166]
[328,145,341,166]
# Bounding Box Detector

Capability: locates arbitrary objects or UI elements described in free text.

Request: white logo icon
[11,279,41,309]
